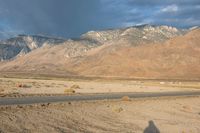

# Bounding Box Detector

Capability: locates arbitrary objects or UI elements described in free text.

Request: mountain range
[0,25,199,80]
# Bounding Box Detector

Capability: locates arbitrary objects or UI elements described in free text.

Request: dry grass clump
[113,107,123,113]
[121,96,131,101]
[70,84,81,89]
[64,88,76,94]
[45,85,52,87]
[64,84,80,93]
[17,84,32,88]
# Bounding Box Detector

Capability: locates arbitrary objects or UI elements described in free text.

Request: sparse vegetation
[17,84,32,88]
[70,84,81,89]
[121,96,131,101]
[45,85,51,87]
[12,92,20,95]
[64,88,76,94]
[0,77,199,97]
[113,107,123,113]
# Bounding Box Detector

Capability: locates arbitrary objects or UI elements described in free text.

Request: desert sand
[1,77,200,132]
[0,96,200,133]
[0,77,200,96]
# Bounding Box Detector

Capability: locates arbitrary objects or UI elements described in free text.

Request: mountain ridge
[67,28,200,79]
[0,35,66,61]
[0,25,187,61]
[0,25,199,80]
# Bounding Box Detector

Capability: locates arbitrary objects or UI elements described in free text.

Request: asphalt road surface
[1,91,200,106]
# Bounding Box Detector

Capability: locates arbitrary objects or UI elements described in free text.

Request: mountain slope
[68,28,200,79]
[0,25,199,80]
[0,38,99,75]
[0,35,66,61]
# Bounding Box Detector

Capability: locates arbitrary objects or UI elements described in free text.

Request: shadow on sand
[143,120,160,133]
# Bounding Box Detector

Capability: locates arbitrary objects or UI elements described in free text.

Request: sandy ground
[0,78,200,96]
[0,96,200,133]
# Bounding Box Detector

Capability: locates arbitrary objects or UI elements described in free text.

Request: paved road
[1,91,200,106]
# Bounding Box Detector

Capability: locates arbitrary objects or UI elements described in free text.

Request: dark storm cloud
[0,0,199,39]
[0,0,110,39]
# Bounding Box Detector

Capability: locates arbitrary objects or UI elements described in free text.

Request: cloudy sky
[0,0,199,39]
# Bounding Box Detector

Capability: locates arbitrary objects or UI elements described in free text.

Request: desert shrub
[12,92,20,95]
[45,85,51,87]
[113,107,123,113]
[31,81,38,85]
[64,88,76,94]
[70,84,81,89]
[18,84,23,88]
[121,96,131,101]
[17,84,32,88]
[3,75,8,78]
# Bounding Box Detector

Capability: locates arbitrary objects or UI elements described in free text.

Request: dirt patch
[1,96,200,133]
